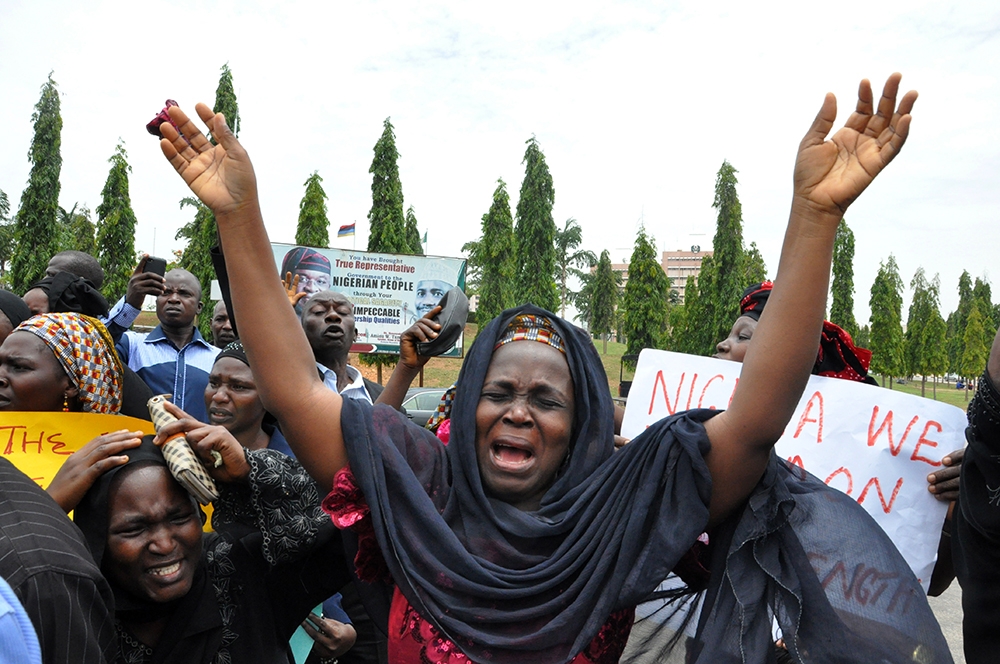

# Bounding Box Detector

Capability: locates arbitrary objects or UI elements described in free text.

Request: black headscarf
[28,271,109,318]
[216,339,248,365]
[74,437,217,654]
[341,304,716,663]
[340,303,951,664]
[0,289,30,329]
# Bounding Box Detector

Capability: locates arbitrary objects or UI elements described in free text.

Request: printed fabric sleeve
[16,569,116,664]
[212,448,329,566]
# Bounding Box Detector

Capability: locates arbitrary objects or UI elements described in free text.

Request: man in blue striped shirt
[115,269,219,422]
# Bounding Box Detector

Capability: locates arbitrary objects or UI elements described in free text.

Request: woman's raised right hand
[160,103,259,218]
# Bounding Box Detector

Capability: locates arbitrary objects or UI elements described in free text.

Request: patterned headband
[15,313,123,414]
[494,314,566,354]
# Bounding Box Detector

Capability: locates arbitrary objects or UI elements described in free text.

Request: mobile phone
[146,257,167,277]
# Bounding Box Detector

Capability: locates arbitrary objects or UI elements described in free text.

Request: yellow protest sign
[0,411,155,489]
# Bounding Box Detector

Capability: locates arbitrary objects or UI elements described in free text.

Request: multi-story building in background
[609,245,712,304]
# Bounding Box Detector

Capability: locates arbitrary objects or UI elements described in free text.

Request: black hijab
[0,289,30,329]
[74,438,222,661]
[342,303,951,664]
[28,271,109,317]
[341,304,716,663]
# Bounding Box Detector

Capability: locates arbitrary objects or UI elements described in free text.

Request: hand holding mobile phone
[145,257,167,277]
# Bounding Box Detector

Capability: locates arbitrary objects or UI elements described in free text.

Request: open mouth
[208,409,232,422]
[491,442,534,466]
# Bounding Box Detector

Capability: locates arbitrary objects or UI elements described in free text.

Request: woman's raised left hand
[793,73,917,219]
[154,401,251,483]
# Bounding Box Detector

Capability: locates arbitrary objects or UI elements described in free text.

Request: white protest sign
[621,349,964,590]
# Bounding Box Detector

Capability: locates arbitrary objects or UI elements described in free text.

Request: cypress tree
[211,63,240,143]
[742,241,767,287]
[961,307,989,401]
[924,310,948,399]
[682,161,751,356]
[176,197,216,336]
[706,161,746,345]
[362,118,408,379]
[177,64,241,334]
[404,206,423,255]
[514,137,558,311]
[830,219,859,336]
[0,190,13,279]
[476,179,516,327]
[973,277,994,350]
[620,227,669,367]
[95,142,139,300]
[590,249,620,354]
[904,268,940,397]
[947,271,974,374]
[868,255,905,387]
[295,172,330,247]
[68,205,96,256]
[11,74,62,293]
[367,118,407,254]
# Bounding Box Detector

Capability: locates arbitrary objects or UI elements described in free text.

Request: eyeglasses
[297,276,330,289]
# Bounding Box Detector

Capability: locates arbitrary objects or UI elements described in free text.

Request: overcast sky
[1,1,997,324]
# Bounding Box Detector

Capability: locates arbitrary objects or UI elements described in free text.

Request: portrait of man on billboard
[281,246,331,313]
[404,261,454,324]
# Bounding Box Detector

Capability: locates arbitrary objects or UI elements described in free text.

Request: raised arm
[159,104,346,489]
[704,74,917,524]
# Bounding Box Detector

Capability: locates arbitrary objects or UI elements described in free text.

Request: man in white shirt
[300,290,382,403]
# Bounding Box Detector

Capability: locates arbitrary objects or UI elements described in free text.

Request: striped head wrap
[494,314,566,353]
[430,315,566,434]
[15,313,123,414]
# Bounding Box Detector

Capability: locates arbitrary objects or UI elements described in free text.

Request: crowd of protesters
[0,71,994,664]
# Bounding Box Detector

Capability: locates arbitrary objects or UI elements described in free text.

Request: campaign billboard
[271,243,467,356]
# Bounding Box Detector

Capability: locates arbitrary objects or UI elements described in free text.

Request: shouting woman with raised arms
[156,75,950,663]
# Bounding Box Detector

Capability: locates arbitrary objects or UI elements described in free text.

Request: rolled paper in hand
[147,394,220,504]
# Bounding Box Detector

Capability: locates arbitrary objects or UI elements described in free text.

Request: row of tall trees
[466,138,592,330]
[862,254,995,398]
[5,74,140,301]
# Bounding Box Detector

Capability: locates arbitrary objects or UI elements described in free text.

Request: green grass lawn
[869,375,973,411]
